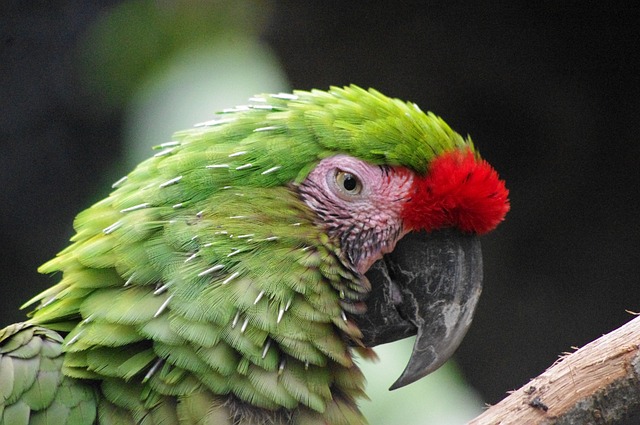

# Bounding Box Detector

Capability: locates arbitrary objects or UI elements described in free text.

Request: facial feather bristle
[401,149,510,234]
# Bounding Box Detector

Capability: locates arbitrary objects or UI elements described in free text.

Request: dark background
[1,1,639,406]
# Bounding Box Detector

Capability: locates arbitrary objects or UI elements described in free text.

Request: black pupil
[343,173,357,191]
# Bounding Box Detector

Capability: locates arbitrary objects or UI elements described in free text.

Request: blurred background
[1,1,639,423]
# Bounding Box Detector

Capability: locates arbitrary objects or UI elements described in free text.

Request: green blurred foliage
[361,339,483,425]
[79,0,273,108]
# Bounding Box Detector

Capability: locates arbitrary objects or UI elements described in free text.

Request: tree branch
[469,314,640,424]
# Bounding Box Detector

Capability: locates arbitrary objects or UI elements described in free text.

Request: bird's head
[290,86,509,389]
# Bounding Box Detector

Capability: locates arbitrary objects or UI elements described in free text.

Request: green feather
[5,357,39,404]
[245,364,298,409]
[177,391,231,425]
[138,317,185,346]
[2,401,30,425]
[168,315,221,348]
[79,322,144,347]
[194,342,238,376]
[0,356,16,402]
[116,350,155,381]
[0,324,97,424]
[79,288,168,326]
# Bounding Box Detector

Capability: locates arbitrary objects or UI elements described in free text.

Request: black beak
[357,229,483,390]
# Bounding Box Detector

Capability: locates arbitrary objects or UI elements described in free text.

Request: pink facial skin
[299,154,415,274]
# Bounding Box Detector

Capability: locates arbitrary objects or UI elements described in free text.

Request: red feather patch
[401,149,510,234]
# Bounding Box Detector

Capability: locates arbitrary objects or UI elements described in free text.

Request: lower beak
[357,229,483,390]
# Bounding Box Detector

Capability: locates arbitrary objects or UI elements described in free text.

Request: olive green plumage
[0,323,97,424]
[1,85,471,424]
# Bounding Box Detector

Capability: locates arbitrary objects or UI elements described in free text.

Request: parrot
[0,85,509,425]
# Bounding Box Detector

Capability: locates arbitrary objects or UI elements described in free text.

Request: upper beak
[356,229,483,390]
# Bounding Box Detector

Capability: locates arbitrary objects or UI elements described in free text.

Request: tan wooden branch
[469,314,640,425]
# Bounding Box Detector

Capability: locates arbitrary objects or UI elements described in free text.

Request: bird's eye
[335,170,362,195]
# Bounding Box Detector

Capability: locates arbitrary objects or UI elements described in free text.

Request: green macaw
[0,85,509,425]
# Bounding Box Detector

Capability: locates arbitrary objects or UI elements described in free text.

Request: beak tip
[388,366,434,391]
[387,343,443,390]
